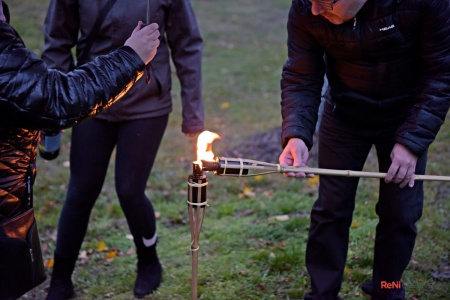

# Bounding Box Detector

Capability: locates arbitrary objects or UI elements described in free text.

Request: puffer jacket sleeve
[0,22,145,130]
[280,0,325,150]
[166,0,204,134]
[395,0,450,156]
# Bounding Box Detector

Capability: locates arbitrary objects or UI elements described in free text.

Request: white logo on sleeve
[379,24,395,32]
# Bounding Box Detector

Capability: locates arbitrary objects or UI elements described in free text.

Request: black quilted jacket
[281,0,450,156]
[0,8,145,221]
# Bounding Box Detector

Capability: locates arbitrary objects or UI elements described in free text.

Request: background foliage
[8,0,449,299]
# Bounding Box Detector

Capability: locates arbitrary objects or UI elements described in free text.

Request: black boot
[46,279,74,300]
[45,254,76,300]
[134,243,163,298]
[361,278,373,295]
[134,260,163,298]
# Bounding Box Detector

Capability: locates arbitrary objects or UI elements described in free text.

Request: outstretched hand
[385,143,418,188]
[279,138,315,178]
[125,21,160,65]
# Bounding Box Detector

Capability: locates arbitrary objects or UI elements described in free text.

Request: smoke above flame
[196,130,221,162]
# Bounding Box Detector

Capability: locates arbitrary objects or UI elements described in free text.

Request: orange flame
[196,131,221,162]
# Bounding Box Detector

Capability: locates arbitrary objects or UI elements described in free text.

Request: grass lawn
[8,0,449,299]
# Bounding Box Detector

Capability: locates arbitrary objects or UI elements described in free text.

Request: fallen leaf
[307,176,319,187]
[351,221,359,229]
[105,250,117,260]
[45,258,54,268]
[262,190,274,196]
[242,187,256,198]
[96,241,108,252]
[78,250,88,259]
[220,101,231,109]
[254,175,264,181]
[275,215,289,221]
[432,270,450,280]
[234,209,254,217]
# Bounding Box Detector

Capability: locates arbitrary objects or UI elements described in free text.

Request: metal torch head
[189,161,208,206]
[201,157,249,176]
[200,159,220,174]
[192,161,204,176]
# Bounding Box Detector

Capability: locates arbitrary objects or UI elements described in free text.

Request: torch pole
[146,0,151,24]
[187,162,208,300]
[144,0,152,84]
[201,157,450,181]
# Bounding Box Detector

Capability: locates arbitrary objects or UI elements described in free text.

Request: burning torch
[187,130,450,299]
[201,157,450,181]
[187,131,219,300]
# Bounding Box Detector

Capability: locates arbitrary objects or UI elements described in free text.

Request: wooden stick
[187,174,208,300]
[215,157,450,181]
[146,0,151,24]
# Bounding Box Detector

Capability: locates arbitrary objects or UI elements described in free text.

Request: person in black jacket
[279,0,450,299]
[0,0,159,298]
[41,0,204,299]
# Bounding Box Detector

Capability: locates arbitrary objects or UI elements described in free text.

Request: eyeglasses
[308,0,340,11]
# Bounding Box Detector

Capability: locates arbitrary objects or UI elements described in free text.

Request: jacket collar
[2,1,10,24]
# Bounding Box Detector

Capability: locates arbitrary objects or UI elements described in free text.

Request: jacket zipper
[27,173,31,203]
[353,17,357,30]
[27,173,35,262]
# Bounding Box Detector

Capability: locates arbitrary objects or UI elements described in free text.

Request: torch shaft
[146,0,151,24]
[210,157,450,181]
[187,166,208,300]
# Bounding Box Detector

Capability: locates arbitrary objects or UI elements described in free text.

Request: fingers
[139,22,159,35]
[385,162,404,186]
[279,138,313,179]
[386,164,415,188]
[124,22,160,65]
[132,21,144,34]
[385,143,418,188]
[408,176,415,188]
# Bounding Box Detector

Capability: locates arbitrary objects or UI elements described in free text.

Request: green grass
[9,0,450,299]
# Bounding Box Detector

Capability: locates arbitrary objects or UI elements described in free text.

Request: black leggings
[54,116,168,259]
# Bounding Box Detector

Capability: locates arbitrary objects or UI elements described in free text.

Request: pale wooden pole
[187,163,208,300]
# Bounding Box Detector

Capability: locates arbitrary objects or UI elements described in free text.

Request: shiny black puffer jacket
[0,19,145,221]
[281,0,450,156]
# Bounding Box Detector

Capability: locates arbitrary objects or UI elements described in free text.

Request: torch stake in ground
[187,162,208,300]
